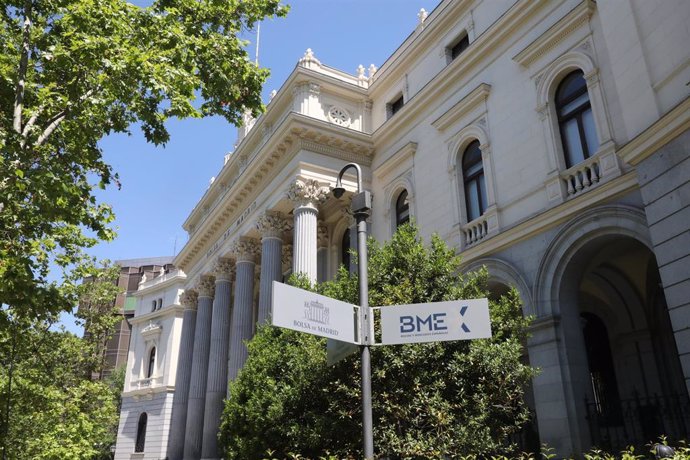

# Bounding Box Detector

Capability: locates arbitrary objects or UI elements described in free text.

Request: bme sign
[379,299,491,345]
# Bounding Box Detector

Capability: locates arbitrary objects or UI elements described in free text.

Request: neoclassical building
[116,0,690,458]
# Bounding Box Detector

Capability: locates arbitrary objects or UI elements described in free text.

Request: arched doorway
[561,235,688,450]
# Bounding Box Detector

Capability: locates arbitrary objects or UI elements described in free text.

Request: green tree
[0,264,127,460]
[219,224,536,459]
[0,0,288,320]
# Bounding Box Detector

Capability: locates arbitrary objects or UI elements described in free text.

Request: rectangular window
[387,95,404,119]
[450,34,469,60]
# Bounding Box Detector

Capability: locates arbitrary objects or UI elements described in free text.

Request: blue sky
[91,0,440,264]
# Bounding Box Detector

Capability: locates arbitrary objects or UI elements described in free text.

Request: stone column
[257,212,289,325]
[317,222,329,283]
[167,290,198,460]
[287,179,329,283]
[228,238,260,381]
[201,258,235,460]
[183,276,215,460]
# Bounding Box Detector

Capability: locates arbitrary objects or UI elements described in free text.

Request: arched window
[556,70,598,168]
[147,347,156,378]
[462,140,487,222]
[395,190,410,228]
[341,228,351,271]
[157,298,162,310]
[135,412,147,453]
[151,300,156,312]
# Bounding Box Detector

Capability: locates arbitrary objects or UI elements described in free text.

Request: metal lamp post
[332,162,374,459]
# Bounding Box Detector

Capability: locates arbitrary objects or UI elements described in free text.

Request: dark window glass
[147,347,156,378]
[151,300,156,312]
[157,298,162,310]
[451,34,469,60]
[135,413,147,453]
[390,95,404,116]
[395,190,410,228]
[556,70,598,168]
[462,140,487,221]
[341,228,350,271]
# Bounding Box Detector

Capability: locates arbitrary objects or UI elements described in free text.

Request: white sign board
[380,298,492,345]
[272,281,359,344]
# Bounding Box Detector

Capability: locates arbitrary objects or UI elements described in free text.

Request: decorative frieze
[256,211,290,239]
[180,290,199,311]
[286,179,329,208]
[197,276,216,298]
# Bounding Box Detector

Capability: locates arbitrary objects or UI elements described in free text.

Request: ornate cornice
[286,178,330,208]
[197,276,216,298]
[180,290,198,311]
[256,211,290,239]
[213,257,235,281]
[513,0,595,68]
[431,83,491,131]
[232,237,260,263]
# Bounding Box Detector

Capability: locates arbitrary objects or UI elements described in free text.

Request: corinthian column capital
[197,276,216,298]
[256,211,290,239]
[213,257,235,281]
[180,289,198,311]
[286,178,329,208]
[231,237,260,263]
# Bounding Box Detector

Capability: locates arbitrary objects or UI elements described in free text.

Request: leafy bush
[220,224,536,459]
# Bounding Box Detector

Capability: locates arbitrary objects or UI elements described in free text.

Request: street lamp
[332,163,374,459]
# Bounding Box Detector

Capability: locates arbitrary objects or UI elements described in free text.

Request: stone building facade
[118,0,690,458]
[114,268,186,459]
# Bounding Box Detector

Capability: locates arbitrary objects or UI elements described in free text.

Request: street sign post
[379,298,491,345]
[271,281,359,344]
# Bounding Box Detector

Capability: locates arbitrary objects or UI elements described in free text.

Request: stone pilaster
[286,179,329,283]
[183,276,214,460]
[228,238,260,381]
[317,222,329,283]
[167,290,198,460]
[257,212,290,324]
[200,259,235,460]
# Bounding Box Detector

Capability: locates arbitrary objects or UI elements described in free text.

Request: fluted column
[228,238,260,381]
[287,179,329,283]
[257,212,289,324]
[167,290,198,460]
[201,259,235,460]
[183,277,215,460]
[317,222,328,283]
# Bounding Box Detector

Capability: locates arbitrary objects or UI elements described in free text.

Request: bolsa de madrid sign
[271,281,359,344]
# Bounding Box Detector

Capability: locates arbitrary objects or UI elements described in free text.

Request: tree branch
[12,0,33,134]
[19,106,43,148]
[35,111,66,147]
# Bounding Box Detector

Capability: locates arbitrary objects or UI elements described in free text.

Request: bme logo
[399,313,448,333]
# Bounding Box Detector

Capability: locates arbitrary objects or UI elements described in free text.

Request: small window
[450,34,469,60]
[157,298,162,310]
[151,300,156,312]
[395,190,410,228]
[556,70,598,168]
[462,140,487,221]
[147,347,156,378]
[387,94,404,118]
[341,228,351,271]
[135,412,147,453]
